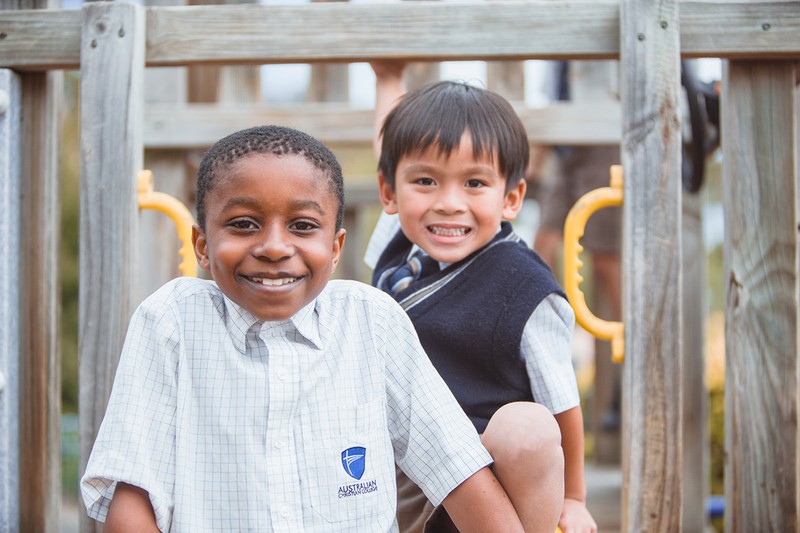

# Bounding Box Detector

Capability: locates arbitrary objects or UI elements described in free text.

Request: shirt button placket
[265,333,303,530]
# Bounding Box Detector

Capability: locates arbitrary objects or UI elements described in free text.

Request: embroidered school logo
[341,446,366,480]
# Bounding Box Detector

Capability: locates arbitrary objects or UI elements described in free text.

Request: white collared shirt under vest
[81,277,491,532]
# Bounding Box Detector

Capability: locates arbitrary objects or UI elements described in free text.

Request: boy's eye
[229,218,257,230]
[415,177,435,186]
[465,179,485,188]
[290,219,320,232]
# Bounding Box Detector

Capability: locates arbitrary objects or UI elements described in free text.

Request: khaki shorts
[538,146,622,254]
[396,466,459,533]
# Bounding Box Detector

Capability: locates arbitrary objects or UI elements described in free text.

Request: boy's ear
[330,228,347,273]
[378,173,398,215]
[501,178,527,221]
[192,224,211,271]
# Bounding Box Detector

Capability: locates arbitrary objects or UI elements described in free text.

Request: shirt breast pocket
[298,398,395,524]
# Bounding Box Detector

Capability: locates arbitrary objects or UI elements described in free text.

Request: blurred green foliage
[61,71,80,414]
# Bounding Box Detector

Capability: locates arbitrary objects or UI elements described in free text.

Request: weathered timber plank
[681,189,708,533]
[722,60,798,533]
[0,67,21,533]
[78,3,144,532]
[18,68,62,533]
[2,1,800,70]
[143,101,623,148]
[620,0,683,531]
[1,2,63,530]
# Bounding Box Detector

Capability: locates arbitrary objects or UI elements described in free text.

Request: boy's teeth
[430,226,466,237]
[253,277,296,286]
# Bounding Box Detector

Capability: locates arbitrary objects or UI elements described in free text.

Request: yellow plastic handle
[563,164,624,363]
[137,170,198,277]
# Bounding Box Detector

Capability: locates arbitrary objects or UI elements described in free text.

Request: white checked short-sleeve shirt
[81,277,491,532]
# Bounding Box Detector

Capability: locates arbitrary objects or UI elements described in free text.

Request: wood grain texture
[0,67,21,533]
[722,60,798,533]
[78,3,144,532]
[619,0,684,531]
[143,101,623,148]
[2,1,800,70]
[681,189,708,533]
[18,67,63,533]
[2,2,63,529]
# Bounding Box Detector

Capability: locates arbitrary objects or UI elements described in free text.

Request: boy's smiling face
[193,153,346,322]
[379,133,525,264]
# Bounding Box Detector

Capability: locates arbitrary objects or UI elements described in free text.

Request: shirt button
[277,370,287,381]
[280,507,289,518]
[274,439,284,449]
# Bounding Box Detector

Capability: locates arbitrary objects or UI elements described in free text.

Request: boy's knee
[483,402,562,462]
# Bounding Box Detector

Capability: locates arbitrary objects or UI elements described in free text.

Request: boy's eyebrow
[291,199,326,213]
[401,161,499,175]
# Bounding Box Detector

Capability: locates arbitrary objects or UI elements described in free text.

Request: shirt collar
[221,293,322,353]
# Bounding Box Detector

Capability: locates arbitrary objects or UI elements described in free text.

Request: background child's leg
[481,402,564,533]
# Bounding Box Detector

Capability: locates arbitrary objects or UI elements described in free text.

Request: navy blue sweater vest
[372,222,565,433]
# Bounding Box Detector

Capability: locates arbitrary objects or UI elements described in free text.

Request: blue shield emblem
[341,446,366,480]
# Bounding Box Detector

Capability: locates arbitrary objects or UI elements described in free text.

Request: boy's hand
[369,60,407,82]
[371,61,408,159]
[558,497,597,533]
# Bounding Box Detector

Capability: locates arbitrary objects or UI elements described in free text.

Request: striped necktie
[388,251,439,295]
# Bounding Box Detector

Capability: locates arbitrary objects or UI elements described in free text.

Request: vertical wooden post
[0,68,20,533]
[619,0,684,531]
[722,60,798,532]
[2,0,64,529]
[682,189,708,533]
[78,2,145,531]
[487,61,525,103]
[18,68,63,533]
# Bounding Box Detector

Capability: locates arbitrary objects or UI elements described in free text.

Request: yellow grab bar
[137,170,198,277]
[563,164,624,363]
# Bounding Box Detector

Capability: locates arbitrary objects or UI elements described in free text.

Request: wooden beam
[681,189,708,533]
[18,68,62,533]
[0,67,20,533]
[78,3,144,532]
[619,0,683,531]
[2,0,800,70]
[722,59,798,532]
[143,101,623,148]
[2,3,63,531]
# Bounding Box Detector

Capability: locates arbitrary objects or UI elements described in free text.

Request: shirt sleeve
[377,297,492,507]
[520,294,581,415]
[80,294,180,533]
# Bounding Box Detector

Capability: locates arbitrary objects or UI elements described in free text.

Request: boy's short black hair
[196,124,345,230]
[378,81,529,194]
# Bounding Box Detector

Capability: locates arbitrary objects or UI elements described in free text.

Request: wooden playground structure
[1,0,798,531]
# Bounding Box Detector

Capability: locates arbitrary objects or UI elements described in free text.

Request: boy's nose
[253,230,292,260]
[432,188,466,214]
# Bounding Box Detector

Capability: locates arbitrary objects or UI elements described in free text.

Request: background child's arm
[442,466,525,533]
[554,406,598,533]
[103,482,161,533]
[370,61,407,159]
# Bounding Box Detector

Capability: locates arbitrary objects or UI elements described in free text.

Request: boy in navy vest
[365,63,597,533]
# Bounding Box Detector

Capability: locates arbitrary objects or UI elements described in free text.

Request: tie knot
[388,251,438,295]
